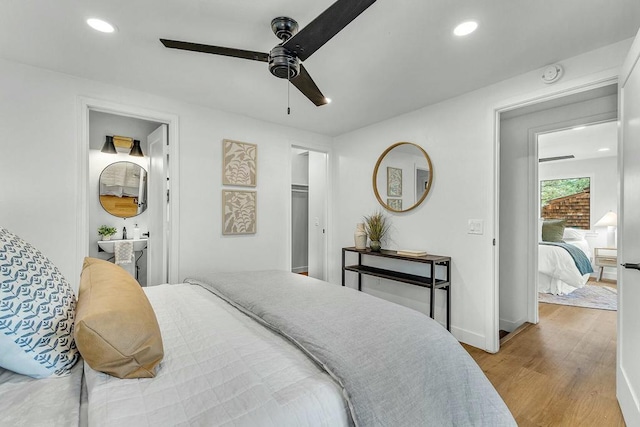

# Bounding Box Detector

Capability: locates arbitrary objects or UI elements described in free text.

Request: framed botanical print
[222,190,256,235]
[223,139,257,187]
[387,166,402,197]
[387,198,402,211]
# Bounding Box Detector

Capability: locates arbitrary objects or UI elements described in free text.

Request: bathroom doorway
[88,111,166,286]
[81,98,179,286]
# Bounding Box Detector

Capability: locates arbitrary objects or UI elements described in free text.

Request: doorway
[88,111,167,286]
[535,121,619,312]
[79,97,180,286]
[291,147,328,280]
[497,83,618,342]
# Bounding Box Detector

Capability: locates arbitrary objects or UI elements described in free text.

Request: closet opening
[291,147,328,280]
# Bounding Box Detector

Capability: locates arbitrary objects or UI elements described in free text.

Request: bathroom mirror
[373,142,433,213]
[99,161,147,218]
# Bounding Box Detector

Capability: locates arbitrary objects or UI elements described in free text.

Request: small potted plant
[364,210,390,252]
[98,225,118,241]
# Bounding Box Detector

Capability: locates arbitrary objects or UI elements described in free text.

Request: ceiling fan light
[453,21,478,37]
[129,140,144,157]
[87,18,116,33]
[325,97,332,104]
[100,135,117,154]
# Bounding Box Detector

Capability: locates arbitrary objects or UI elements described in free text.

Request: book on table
[397,249,427,257]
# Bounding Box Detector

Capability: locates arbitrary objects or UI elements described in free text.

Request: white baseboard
[618,366,640,426]
[451,326,485,350]
[499,317,526,333]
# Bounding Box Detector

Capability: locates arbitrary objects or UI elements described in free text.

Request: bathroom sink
[97,239,148,253]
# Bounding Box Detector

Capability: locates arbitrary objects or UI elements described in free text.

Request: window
[540,177,590,229]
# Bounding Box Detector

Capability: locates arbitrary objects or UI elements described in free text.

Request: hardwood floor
[464,303,624,426]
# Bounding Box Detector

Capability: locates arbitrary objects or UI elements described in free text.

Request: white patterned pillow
[0,227,79,378]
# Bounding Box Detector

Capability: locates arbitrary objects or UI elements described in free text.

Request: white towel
[114,240,135,278]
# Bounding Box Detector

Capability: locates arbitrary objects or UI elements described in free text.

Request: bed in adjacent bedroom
[0,226,516,426]
[538,220,594,295]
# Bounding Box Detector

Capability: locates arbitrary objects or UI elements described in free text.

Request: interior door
[307,151,327,280]
[147,124,168,286]
[618,28,640,425]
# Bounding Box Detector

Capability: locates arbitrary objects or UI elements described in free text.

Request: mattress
[84,283,349,426]
[538,241,591,295]
[0,359,83,427]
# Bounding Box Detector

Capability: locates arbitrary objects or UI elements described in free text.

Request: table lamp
[594,211,617,248]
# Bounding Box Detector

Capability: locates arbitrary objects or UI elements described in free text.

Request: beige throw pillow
[75,257,163,379]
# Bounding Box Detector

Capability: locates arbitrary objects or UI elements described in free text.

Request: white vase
[354,223,367,249]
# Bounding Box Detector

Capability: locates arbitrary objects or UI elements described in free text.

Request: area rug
[538,285,617,311]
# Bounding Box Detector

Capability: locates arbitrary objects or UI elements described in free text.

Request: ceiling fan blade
[282,0,376,61]
[291,64,328,106]
[160,39,269,62]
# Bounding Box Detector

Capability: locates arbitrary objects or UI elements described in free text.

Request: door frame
[491,73,619,352]
[289,143,332,281]
[77,97,180,283]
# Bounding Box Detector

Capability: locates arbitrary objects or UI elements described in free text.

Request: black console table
[341,247,452,331]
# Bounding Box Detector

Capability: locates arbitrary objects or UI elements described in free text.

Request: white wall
[539,155,618,279]
[291,149,309,186]
[331,39,631,349]
[0,58,332,293]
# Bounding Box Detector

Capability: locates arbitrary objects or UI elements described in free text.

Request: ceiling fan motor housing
[271,17,298,41]
[269,45,300,79]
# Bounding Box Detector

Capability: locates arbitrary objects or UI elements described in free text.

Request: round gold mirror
[372,142,433,213]
[99,161,147,218]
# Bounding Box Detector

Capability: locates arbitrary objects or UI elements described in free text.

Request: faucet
[122,227,127,239]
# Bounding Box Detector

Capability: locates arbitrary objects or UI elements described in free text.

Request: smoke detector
[541,64,563,84]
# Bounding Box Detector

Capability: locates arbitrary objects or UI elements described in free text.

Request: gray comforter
[186,271,515,427]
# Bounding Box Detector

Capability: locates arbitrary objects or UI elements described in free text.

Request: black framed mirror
[99,161,147,218]
[372,142,433,213]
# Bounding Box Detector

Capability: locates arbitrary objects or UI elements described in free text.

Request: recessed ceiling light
[598,148,611,152]
[573,126,586,131]
[453,21,478,37]
[87,18,116,33]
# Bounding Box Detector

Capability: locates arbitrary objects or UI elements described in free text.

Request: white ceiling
[1,1,639,136]
[538,120,618,162]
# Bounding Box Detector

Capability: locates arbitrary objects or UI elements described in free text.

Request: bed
[538,227,594,295]
[0,226,516,426]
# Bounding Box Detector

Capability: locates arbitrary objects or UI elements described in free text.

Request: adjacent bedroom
[537,121,619,309]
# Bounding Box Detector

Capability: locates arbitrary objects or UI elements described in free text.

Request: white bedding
[538,241,591,295]
[84,283,349,426]
[0,360,83,426]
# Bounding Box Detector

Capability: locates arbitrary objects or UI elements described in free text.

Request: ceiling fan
[160,0,377,111]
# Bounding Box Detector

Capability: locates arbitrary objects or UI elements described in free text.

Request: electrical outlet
[468,219,484,235]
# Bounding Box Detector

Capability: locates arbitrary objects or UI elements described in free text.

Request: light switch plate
[468,219,484,235]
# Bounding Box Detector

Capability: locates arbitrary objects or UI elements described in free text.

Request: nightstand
[594,248,617,281]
